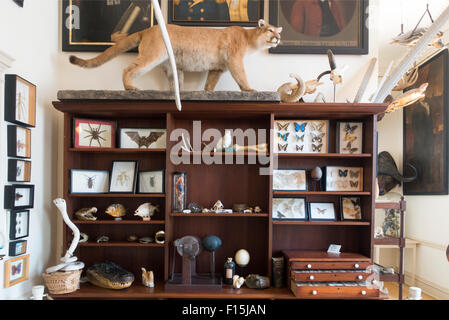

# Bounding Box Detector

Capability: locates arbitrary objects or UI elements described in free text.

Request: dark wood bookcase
[52,100,387,299]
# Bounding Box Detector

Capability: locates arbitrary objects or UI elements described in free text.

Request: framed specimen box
[73,118,116,148]
[7,125,31,158]
[9,210,30,240]
[109,161,138,193]
[138,170,164,194]
[269,0,369,54]
[273,169,307,191]
[309,202,336,221]
[70,169,110,194]
[4,74,36,127]
[119,128,166,149]
[325,166,363,192]
[274,120,329,154]
[9,240,27,257]
[341,197,362,220]
[272,198,307,220]
[4,185,35,210]
[337,121,363,154]
[8,159,31,182]
[4,254,30,288]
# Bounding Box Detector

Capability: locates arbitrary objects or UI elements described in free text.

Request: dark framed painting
[404,49,449,195]
[4,74,36,127]
[62,0,160,52]
[8,159,32,183]
[168,0,264,26]
[269,0,369,54]
[4,185,35,210]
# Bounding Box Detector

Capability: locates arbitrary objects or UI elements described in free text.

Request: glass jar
[173,172,187,213]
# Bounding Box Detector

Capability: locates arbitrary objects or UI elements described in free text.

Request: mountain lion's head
[253,19,283,49]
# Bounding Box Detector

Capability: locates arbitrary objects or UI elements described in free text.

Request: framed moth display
[138,170,165,194]
[9,240,27,257]
[8,159,31,182]
[325,166,363,192]
[337,121,363,154]
[4,74,36,127]
[273,169,307,191]
[308,202,336,221]
[109,161,138,193]
[272,198,307,221]
[274,120,329,154]
[70,169,110,194]
[119,128,166,149]
[4,185,35,210]
[73,118,116,148]
[7,125,31,158]
[9,210,30,240]
[341,197,362,221]
[4,254,30,288]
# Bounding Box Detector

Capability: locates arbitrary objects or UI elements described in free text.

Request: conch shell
[386,83,428,113]
[278,74,323,103]
[105,204,126,220]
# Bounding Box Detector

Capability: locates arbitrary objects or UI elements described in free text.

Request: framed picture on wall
[4,74,36,127]
[8,240,27,257]
[336,121,363,154]
[7,125,31,159]
[269,0,369,54]
[404,49,449,195]
[62,0,160,52]
[168,0,264,27]
[8,159,31,183]
[70,169,110,194]
[325,166,363,192]
[4,254,30,288]
[308,202,336,221]
[73,118,116,149]
[9,210,30,240]
[4,185,35,210]
[138,170,164,194]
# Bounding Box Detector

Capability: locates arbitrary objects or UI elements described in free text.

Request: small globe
[202,235,222,252]
[235,249,250,267]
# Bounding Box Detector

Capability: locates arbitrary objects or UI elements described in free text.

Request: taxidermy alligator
[87,261,135,290]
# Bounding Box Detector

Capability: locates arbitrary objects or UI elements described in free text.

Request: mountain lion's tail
[69,31,144,68]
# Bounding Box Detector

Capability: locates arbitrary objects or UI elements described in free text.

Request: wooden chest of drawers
[284,250,379,299]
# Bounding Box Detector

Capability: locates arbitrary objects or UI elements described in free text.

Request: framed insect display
[119,128,166,149]
[138,170,164,194]
[7,125,31,158]
[272,198,307,221]
[70,169,110,194]
[325,166,363,192]
[337,121,363,154]
[341,197,362,221]
[109,161,138,193]
[308,202,336,221]
[9,210,30,240]
[8,159,31,182]
[9,240,27,257]
[73,118,116,148]
[4,74,36,127]
[273,169,307,191]
[274,120,329,154]
[4,254,30,288]
[4,185,35,210]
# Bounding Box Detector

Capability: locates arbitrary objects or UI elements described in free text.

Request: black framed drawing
[308,202,336,221]
[7,125,31,159]
[168,0,264,27]
[272,198,308,221]
[8,159,32,183]
[4,74,36,127]
[138,170,165,194]
[9,210,30,241]
[62,0,160,52]
[4,185,35,210]
[9,240,27,257]
[70,169,110,194]
[336,121,364,154]
[404,49,449,195]
[269,0,369,54]
[109,161,139,193]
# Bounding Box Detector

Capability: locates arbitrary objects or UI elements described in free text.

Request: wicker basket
[42,270,82,294]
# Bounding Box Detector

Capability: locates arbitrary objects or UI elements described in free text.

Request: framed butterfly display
[341,197,362,220]
[273,169,307,191]
[119,128,166,149]
[308,202,336,221]
[4,254,29,288]
[325,166,363,192]
[274,120,329,154]
[9,210,30,240]
[73,118,116,149]
[272,198,307,221]
[337,121,363,154]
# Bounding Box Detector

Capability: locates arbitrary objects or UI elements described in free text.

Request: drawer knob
[361,290,367,296]
[354,264,360,268]
[309,275,315,280]
[358,275,363,280]
[312,290,318,295]
[307,264,312,269]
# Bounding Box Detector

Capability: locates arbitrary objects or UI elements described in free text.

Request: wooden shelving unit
[52,100,387,299]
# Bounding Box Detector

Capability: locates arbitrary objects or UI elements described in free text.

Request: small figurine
[139,237,154,244]
[134,203,159,221]
[254,206,262,214]
[243,208,253,214]
[212,200,224,212]
[141,268,154,288]
[96,235,109,243]
[233,275,245,289]
[106,204,126,221]
[75,207,98,221]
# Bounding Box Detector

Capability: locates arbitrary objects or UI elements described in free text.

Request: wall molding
[0,50,14,74]
[405,271,449,300]
[408,238,447,251]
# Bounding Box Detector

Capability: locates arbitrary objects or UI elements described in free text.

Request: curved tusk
[401,163,418,183]
[151,0,182,111]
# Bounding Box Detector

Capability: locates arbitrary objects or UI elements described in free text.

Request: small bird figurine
[105,204,127,220]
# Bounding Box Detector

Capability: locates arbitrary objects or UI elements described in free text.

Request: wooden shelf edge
[274,191,371,196]
[373,236,401,246]
[276,153,372,158]
[273,221,371,226]
[69,148,166,153]
[78,242,165,248]
[170,213,269,217]
[69,193,166,198]
[73,220,166,225]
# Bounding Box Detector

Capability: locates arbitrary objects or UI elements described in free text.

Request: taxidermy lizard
[69,20,282,93]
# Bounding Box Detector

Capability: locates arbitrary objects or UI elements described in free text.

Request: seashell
[182,209,192,214]
[96,235,109,243]
[134,203,159,221]
[75,207,98,221]
[233,275,245,289]
[106,204,126,220]
[139,237,154,244]
[127,235,138,242]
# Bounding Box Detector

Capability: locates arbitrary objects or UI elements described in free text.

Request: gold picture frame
[4,254,30,288]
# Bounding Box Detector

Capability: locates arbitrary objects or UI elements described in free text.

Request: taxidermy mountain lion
[69,20,282,92]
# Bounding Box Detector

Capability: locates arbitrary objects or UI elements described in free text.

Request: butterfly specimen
[15,193,23,201]
[83,123,107,147]
[312,144,323,152]
[296,145,304,152]
[11,263,22,276]
[84,175,97,189]
[351,198,361,207]
[277,122,289,131]
[116,170,131,186]
[344,123,358,134]
[316,208,327,215]
[296,134,305,142]
[344,132,357,145]
[349,170,360,178]
[125,131,165,149]
[311,122,325,132]
[311,132,325,143]
[277,211,286,218]
[278,143,288,152]
[294,122,307,133]
[350,181,359,188]
[277,132,290,141]
[343,142,358,154]
[339,169,348,177]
